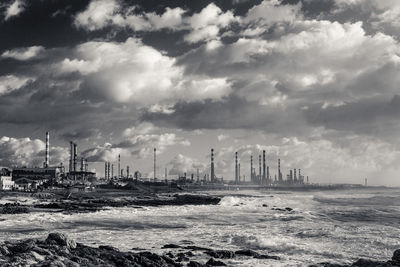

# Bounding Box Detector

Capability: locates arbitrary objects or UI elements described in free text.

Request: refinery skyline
[0,0,400,185]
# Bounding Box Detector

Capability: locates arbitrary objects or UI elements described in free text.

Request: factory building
[67,141,95,182]
[0,167,14,190]
[12,132,64,183]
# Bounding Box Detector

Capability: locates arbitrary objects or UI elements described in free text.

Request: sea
[1,188,400,266]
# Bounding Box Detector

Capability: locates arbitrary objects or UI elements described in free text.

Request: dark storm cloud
[304,95,400,142]
[140,95,308,135]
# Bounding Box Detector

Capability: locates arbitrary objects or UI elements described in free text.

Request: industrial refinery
[0,131,314,191]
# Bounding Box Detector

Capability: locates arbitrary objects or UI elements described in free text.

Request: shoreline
[0,232,399,266]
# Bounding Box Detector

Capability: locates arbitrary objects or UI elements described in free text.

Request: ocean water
[1,188,400,266]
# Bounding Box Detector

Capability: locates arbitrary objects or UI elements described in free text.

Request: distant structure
[210,148,215,183]
[118,154,121,179]
[153,148,156,180]
[44,131,49,168]
[250,155,253,183]
[262,150,266,184]
[235,152,238,184]
[258,155,261,183]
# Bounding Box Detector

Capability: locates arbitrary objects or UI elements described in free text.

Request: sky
[0,0,399,185]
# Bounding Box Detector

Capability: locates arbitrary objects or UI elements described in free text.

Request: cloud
[0,75,33,96]
[167,154,206,176]
[4,0,25,21]
[74,0,185,31]
[1,46,45,60]
[83,122,190,161]
[217,134,229,141]
[57,37,232,105]
[0,136,68,167]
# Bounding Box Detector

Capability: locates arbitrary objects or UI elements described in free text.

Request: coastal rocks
[206,258,227,266]
[310,249,400,267]
[0,203,29,214]
[204,250,235,259]
[0,233,182,266]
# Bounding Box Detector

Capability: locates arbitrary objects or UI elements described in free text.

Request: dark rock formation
[204,250,235,259]
[206,258,227,266]
[162,244,181,249]
[0,203,29,214]
[309,249,400,267]
[0,232,182,266]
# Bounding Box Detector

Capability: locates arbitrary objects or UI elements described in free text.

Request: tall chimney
[235,152,238,184]
[69,141,73,173]
[80,157,84,171]
[45,132,49,168]
[73,143,77,172]
[153,148,156,180]
[107,162,110,179]
[211,148,215,183]
[258,155,261,183]
[111,163,114,178]
[105,162,108,179]
[294,168,297,182]
[278,158,281,182]
[118,154,121,179]
[127,165,130,178]
[238,163,241,182]
[250,155,253,183]
[197,168,199,182]
[262,150,266,184]
[267,166,269,185]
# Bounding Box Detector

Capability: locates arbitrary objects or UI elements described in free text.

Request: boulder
[46,233,76,250]
[204,250,235,259]
[206,258,227,266]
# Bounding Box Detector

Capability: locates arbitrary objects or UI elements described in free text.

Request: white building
[0,168,14,190]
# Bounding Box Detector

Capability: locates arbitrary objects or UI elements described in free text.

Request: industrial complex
[0,132,311,191]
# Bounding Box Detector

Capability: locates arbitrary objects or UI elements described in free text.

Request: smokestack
[211,149,215,183]
[127,165,130,178]
[45,132,49,168]
[250,155,253,183]
[105,162,108,179]
[197,168,199,182]
[290,170,293,182]
[107,162,110,179]
[294,168,297,182]
[118,154,121,179]
[80,158,84,171]
[69,141,73,173]
[262,150,266,184]
[278,158,281,182]
[238,163,241,182]
[258,155,261,183]
[235,152,238,184]
[111,164,114,178]
[165,167,167,181]
[267,166,269,185]
[73,143,77,172]
[154,148,156,180]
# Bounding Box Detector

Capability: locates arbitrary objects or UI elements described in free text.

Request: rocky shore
[0,233,281,266]
[1,233,399,266]
[0,193,221,214]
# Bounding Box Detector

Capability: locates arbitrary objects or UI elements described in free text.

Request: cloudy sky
[0,0,399,185]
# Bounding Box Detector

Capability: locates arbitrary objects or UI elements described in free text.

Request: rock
[31,250,45,261]
[205,250,235,259]
[392,250,400,262]
[235,249,260,257]
[46,233,76,250]
[166,252,175,258]
[206,258,227,266]
[9,239,36,253]
[255,254,280,260]
[163,244,181,249]
[99,245,119,251]
[0,245,10,256]
[184,246,213,252]
[351,258,389,266]
[262,204,268,207]
[285,207,293,211]
[188,261,206,267]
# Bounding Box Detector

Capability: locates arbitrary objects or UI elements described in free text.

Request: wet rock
[163,244,181,249]
[0,203,29,214]
[9,239,36,253]
[187,261,206,267]
[166,252,175,258]
[255,254,280,260]
[235,249,260,257]
[46,233,76,250]
[351,258,389,266]
[184,245,213,252]
[262,204,268,207]
[392,249,400,263]
[204,250,235,259]
[285,207,293,211]
[206,258,227,266]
